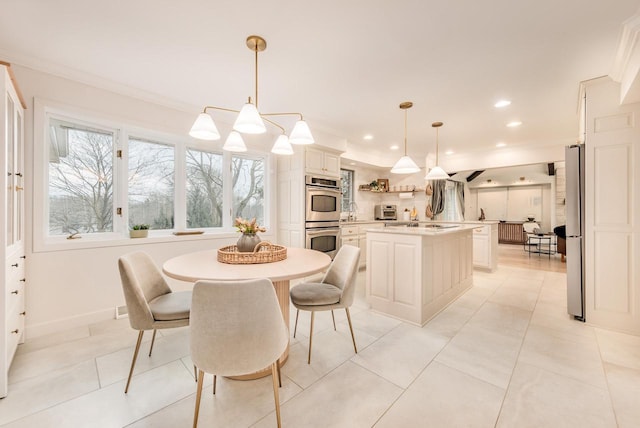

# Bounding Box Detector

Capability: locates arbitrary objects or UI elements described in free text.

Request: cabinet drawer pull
[15,186,24,191]
[20,255,26,259]
[11,329,19,334]
[20,311,26,316]
[20,278,26,282]
[11,263,18,267]
[11,290,18,295]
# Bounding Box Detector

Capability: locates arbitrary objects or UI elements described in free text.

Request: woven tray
[217,241,287,264]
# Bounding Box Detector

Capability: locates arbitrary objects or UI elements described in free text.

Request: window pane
[128,138,174,229]
[186,149,223,228]
[48,119,114,235]
[232,156,265,225]
[340,169,354,211]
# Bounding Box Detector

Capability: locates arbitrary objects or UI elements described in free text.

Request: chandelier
[390,101,420,174]
[189,35,315,154]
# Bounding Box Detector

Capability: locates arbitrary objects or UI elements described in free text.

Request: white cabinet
[305,147,340,177]
[1,63,26,398]
[340,222,383,269]
[471,223,498,272]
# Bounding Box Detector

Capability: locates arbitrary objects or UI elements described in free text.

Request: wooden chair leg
[308,312,315,364]
[331,310,336,331]
[293,309,299,338]
[125,330,144,393]
[213,375,217,395]
[148,329,157,357]
[271,362,282,428]
[345,308,358,354]
[277,359,282,387]
[193,370,205,428]
[193,365,197,382]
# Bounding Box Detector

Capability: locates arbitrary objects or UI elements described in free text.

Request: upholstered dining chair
[190,278,288,428]
[290,244,361,364]
[118,251,191,393]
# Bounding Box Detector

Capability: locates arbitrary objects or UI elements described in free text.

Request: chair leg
[193,365,197,382]
[148,329,157,357]
[271,362,282,428]
[308,312,315,364]
[277,359,282,387]
[293,309,299,338]
[213,375,217,395]
[345,308,358,354]
[124,330,144,393]
[331,310,336,331]
[193,369,205,428]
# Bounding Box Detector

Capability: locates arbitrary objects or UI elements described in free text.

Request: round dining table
[163,247,331,379]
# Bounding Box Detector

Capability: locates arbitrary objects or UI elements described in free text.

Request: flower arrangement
[234,217,266,234]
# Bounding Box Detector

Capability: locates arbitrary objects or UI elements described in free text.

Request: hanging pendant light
[189,35,313,155]
[425,121,449,180]
[391,102,420,174]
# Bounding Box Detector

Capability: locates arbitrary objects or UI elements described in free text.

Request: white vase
[237,233,261,252]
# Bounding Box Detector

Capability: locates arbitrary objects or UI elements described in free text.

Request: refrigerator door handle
[566,236,584,320]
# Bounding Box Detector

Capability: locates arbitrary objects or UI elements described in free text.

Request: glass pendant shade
[425,165,449,180]
[271,134,294,155]
[233,102,266,134]
[289,120,315,145]
[223,131,247,152]
[189,113,220,140]
[391,155,420,174]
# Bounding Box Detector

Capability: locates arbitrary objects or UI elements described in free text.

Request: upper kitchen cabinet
[305,147,340,177]
[1,62,26,398]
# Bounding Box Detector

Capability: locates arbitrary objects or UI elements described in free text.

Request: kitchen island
[365,224,475,326]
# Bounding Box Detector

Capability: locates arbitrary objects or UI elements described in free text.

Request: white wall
[14,65,279,337]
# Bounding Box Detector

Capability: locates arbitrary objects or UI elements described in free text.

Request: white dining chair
[290,244,361,363]
[118,251,191,393]
[190,278,288,428]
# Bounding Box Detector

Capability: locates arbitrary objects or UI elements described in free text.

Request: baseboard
[25,308,115,339]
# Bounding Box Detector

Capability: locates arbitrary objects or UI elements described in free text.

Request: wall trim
[26,308,115,339]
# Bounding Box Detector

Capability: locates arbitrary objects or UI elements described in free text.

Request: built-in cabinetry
[305,147,340,177]
[340,222,384,268]
[471,223,498,271]
[1,63,26,398]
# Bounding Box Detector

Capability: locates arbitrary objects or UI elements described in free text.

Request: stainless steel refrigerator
[565,144,585,321]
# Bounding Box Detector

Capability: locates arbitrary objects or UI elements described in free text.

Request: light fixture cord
[254,43,259,108]
[404,109,408,156]
[435,127,439,164]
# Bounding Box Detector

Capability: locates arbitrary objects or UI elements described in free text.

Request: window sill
[34,231,277,253]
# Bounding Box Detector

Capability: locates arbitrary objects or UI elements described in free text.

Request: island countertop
[365,223,479,235]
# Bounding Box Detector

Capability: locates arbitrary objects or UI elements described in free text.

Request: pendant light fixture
[391,102,420,174]
[189,35,314,155]
[425,121,449,180]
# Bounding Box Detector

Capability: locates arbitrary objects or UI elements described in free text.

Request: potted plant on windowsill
[130,224,150,238]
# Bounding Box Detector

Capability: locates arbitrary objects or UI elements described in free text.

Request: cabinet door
[358,236,366,268]
[305,148,325,175]
[472,235,489,267]
[323,152,340,177]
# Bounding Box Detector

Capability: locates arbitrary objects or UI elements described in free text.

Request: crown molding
[610,13,640,104]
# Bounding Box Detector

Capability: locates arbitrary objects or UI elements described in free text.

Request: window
[36,103,273,248]
[128,138,175,229]
[48,118,115,235]
[232,155,265,225]
[340,168,354,212]
[186,148,223,228]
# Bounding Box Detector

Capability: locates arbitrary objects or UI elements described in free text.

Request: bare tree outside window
[340,169,354,212]
[128,138,174,229]
[186,149,223,228]
[232,156,265,225]
[48,119,114,235]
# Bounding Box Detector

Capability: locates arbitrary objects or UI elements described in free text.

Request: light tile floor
[2,264,640,427]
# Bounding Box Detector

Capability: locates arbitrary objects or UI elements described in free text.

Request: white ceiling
[1,0,638,167]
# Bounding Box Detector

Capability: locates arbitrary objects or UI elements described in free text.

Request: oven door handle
[307,229,340,237]
[306,186,342,194]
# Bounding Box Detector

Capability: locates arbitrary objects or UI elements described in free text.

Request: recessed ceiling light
[349,162,356,166]
[445,150,454,155]
[494,100,511,108]
[363,134,373,140]
[506,121,522,128]
[496,142,507,148]
[390,145,399,150]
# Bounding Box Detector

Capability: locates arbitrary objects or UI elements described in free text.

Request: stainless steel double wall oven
[305,175,341,259]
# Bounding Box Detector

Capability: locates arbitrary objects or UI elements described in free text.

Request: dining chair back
[190,278,288,428]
